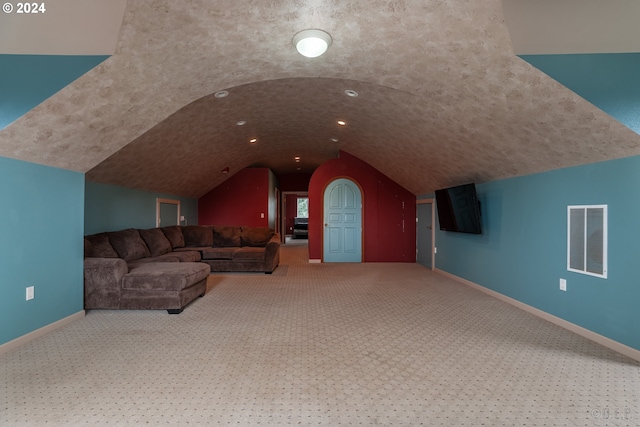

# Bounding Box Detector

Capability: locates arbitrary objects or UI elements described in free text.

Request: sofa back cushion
[183,225,214,247]
[161,226,185,249]
[107,229,151,261]
[213,226,242,247]
[139,228,173,257]
[241,227,275,247]
[84,233,119,258]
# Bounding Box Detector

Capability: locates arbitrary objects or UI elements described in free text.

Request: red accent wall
[277,173,312,192]
[198,168,270,227]
[308,151,416,262]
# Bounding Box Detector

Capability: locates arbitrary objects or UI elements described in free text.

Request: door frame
[281,191,309,244]
[416,198,435,270]
[322,177,364,262]
[156,198,181,228]
[274,187,281,236]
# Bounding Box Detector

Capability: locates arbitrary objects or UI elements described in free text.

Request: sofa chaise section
[84,257,209,314]
[119,262,209,314]
[84,228,209,313]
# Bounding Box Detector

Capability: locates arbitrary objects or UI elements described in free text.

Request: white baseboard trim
[0,310,85,356]
[309,259,321,264]
[435,269,640,363]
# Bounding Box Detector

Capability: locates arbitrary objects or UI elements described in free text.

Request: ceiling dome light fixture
[344,89,358,97]
[293,29,332,58]
[337,120,346,126]
[249,138,257,144]
[236,120,247,126]
[214,90,229,98]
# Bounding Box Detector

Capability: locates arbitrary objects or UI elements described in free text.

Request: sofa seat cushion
[232,247,265,262]
[129,254,182,265]
[128,251,200,263]
[172,246,205,252]
[123,262,210,292]
[168,250,202,262]
[201,247,239,260]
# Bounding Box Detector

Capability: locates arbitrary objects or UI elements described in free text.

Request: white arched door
[323,178,362,262]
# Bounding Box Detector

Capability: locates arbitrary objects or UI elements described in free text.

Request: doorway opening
[156,198,181,227]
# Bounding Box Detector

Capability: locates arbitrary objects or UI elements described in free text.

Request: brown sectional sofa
[84,225,281,313]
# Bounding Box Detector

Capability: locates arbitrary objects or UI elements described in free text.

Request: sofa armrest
[264,233,281,272]
[84,257,129,309]
[267,233,281,247]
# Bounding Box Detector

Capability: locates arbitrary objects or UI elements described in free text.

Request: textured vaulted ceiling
[2,0,640,198]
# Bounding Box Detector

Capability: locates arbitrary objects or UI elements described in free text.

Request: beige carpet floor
[1,239,639,426]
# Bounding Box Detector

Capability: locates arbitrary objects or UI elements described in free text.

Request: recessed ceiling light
[221,167,229,174]
[214,90,229,98]
[294,156,301,162]
[344,89,358,97]
[249,138,257,144]
[337,120,346,126]
[292,29,332,58]
[236,120,247,126]
[330,138,339,142]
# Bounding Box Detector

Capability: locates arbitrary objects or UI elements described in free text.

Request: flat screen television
[435,183,482,234]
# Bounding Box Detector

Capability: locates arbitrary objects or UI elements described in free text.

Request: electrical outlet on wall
[559,278,567,291]
[26,286,35,301]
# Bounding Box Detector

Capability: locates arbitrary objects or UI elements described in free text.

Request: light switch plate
[559,278,567,291]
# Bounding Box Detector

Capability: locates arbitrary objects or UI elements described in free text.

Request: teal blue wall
[0,55,109,130]
[434,155,640,351]
[520,53,640,134]
[85,182,198,234]
[0,157,84,345]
